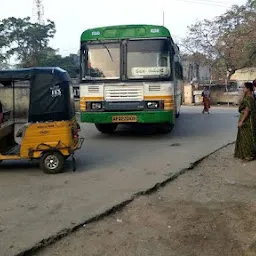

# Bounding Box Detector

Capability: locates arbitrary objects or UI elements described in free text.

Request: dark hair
[244,82,254,91]
[253,79,256,87]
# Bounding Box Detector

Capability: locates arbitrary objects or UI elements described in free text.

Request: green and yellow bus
[79,24,183,133]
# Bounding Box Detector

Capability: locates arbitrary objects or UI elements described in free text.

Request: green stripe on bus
[80,111,174,124]
[81,25,171,41]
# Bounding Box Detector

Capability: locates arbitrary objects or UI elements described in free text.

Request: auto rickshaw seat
[0,122,18,155]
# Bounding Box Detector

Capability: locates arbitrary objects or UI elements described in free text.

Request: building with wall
[182,60,211,83]
[231,67,256,81]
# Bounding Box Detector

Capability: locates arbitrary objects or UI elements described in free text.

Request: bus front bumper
[80,111,174,124]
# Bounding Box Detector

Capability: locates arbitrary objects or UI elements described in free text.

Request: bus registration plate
[112,115,137,123]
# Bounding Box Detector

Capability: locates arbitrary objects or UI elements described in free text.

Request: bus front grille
[104,85,143,101]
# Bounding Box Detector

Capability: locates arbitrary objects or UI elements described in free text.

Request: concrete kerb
[15,141,236,256]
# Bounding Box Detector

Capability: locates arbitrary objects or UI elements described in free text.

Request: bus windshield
[83,42,120,80]
[127,39,171,79]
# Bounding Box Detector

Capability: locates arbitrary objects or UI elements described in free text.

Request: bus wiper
[96,39,114,62]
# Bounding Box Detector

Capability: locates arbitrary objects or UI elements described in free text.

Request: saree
[234,96,256,160]
[203,97,211,112]
[202,90,211,113]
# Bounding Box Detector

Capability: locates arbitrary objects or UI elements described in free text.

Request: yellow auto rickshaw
[0,67,84,174]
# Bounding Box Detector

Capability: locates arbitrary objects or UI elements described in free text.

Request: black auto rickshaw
[0,67,84,174]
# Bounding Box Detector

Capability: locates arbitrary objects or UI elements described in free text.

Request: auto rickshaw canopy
[0,67,75,123]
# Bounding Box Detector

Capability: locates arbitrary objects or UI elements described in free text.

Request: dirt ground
[34,144,256,256]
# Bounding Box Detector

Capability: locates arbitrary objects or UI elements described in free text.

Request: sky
[0,0,247,56]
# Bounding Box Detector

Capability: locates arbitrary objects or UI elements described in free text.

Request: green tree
[0,20,10,66]
[215,2,256,78]
[0,16,82,75]
[38,53,80,77]
[1,17,56,67]
[181,0,256,80]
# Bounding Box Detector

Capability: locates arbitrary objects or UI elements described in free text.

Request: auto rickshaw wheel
[40,151,64,174]
[95,124,118,134]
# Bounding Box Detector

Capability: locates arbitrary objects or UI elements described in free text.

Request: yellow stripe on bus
[164,103,173,107]
[164,100,174,103]
[80,96,104,101]
[80,106,86,111]
[164,102,174,110]
[79,99,86,111]
[144,95,173,100]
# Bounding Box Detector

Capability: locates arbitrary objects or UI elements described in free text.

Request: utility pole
[162,10,165,26]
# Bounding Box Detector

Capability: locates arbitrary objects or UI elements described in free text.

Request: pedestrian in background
[201,87,211,114]
[234,82,256,161]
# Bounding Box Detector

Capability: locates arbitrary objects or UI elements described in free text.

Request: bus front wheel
[95,124,118,134]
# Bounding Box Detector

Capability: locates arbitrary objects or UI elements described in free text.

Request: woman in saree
[201,87,211,114]
[234,82,256,161]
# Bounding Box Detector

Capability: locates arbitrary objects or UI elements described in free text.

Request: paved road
[0,106,238,256]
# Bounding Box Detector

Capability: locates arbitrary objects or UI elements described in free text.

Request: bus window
[83,43,121,80]
[127,39,171,79]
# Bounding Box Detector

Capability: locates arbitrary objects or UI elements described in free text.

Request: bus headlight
[91,102,102,109]
[147,101,159,109]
